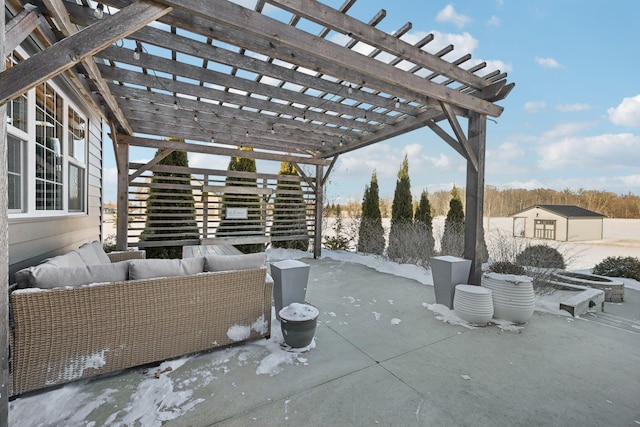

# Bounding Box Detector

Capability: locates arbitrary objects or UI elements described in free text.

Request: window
[8,135,26,212]
[68,107,86,212]
[68,107,86,163]
[6,48,91,217]
[35,82,64,211]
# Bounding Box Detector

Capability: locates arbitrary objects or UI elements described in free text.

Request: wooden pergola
[1,0,513,418]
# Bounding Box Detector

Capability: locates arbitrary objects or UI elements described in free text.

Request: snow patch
[48,350,108,384]
[227,324,251,342]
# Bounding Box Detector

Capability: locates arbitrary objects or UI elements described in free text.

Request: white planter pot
[453,284,493,325]
[482,272,535,323]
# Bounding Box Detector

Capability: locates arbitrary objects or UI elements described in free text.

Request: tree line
[327,186,640,219]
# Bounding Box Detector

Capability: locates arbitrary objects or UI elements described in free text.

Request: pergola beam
[267,0,490,90]
[5,3,39,52]
[41,0,135,134]
[0,0,172,106]
[117,134,329,166]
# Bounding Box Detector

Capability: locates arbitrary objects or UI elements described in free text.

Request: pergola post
[114,131,129,251]
[464,111,487,285]
[1,0,10,421]
[313,164,324,258]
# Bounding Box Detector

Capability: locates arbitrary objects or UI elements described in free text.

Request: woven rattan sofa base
[9,267,272,397]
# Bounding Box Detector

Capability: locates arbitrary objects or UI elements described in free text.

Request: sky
[102,0,640,205]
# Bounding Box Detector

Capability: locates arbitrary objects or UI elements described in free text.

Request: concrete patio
[9,255,640,426]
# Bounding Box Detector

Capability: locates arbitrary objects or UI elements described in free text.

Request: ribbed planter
[279,303,319,348]
[453,284,494,325]
[482,272,535,323]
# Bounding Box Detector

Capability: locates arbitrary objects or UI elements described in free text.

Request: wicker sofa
[9,243,273,397]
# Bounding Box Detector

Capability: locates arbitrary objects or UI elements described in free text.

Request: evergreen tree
[271,161,309,251]
[216,147,265,253]
[414,189,435,258]
[357,171,385,255]
[387,155,413,260]
[139,140,199,258]
[441,186,465,256]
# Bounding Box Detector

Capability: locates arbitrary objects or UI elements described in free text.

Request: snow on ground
[10,225,640,426]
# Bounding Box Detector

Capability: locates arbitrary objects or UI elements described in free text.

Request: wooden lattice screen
[127,162,316,250]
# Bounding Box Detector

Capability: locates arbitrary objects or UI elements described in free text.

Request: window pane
[8,135,24,211]
[68,108,86,164]
[68,164,85,212]
[35,83,64,211]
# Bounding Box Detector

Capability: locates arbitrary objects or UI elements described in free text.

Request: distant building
[510,204,606,242]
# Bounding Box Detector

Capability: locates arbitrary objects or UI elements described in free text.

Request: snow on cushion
[204,252,266,272]
[28,261,130,289]
[128,257,205,280]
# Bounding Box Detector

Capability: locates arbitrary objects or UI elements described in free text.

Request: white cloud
[487,15,501,27]
[556,103,591,112]
[534,56,562,69]
[524,101,546,113]
[541,121,597,139]
[436,4,471,28]
[536,133,640,170]
[608,94,640,127]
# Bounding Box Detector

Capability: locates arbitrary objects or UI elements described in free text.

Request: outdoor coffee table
[182,244,242,258]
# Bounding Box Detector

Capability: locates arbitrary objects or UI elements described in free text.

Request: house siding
[567,218,603,241]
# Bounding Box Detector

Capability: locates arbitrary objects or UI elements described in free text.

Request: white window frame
[7,46,90,218]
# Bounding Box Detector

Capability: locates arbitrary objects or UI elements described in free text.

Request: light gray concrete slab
[382,312,640,426]
[163,319,376,426]
[209,364,440,427]
[605,287,640,319]
[304,258,461,362]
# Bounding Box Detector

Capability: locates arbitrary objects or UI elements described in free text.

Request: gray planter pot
[430,256,472,309]
[271,259,310,320]
[279,303,319,348]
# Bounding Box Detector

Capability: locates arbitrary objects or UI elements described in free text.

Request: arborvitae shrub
[357,171,385,255]
[216,147,265,254]
[440,186,465,257]
[139,143,199,259]
[414,189,435,260]
[271,162,309,251]
[515,244,566,269]
[593,256,640,281]
[387,155,413,260]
